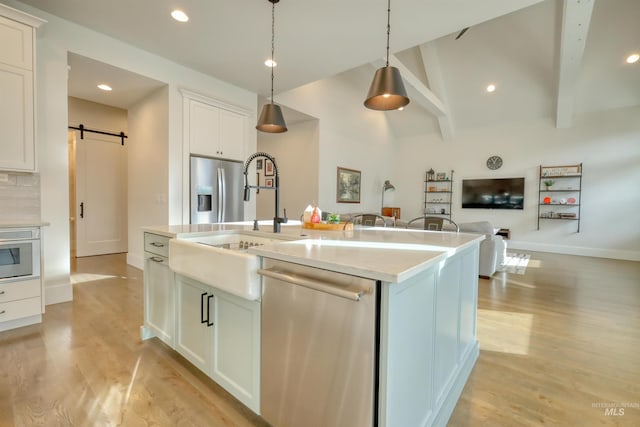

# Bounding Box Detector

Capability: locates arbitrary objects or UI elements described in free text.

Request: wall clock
[486,155,503,170]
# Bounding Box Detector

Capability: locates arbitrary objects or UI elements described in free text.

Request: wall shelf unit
[424,169,453,221]
[537,163,582,232]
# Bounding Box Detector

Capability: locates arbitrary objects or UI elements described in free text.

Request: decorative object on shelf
[426,168,435,181]
[337,167,361,203]
[381,180,396,213]
[486,155,503,170]
[537,163,583,232]
[256,0,288,133]
[424,169,454,221]
[264,159,274,176]
[364,0,409,111]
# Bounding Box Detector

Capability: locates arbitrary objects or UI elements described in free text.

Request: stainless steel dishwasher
[259,258,379,427]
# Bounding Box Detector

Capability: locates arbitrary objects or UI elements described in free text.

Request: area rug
[497,253,531,275]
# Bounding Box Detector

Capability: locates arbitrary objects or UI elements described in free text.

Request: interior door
[75,135,127,257]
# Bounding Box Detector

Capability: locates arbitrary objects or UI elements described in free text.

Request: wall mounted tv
[462,177,525,210]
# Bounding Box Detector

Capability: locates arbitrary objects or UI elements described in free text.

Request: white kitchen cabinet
[175,273,260,413]
[142,233,174,347]
[175,273,212,372]
[210,288,260,414]
[0,7,44,172]
[182,90,249,162]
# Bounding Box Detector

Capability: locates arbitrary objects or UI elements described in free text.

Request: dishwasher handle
[258,268,363,301]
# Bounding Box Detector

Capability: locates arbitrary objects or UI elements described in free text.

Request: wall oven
[0,228,41,282]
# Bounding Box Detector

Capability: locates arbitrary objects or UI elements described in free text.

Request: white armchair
[458,221,507,278]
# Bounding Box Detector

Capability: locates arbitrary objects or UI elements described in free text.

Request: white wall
[394,106,640,260]
[7,0,257,304]
[256,119,319,221]
[128,86,169,269]
[277,67,396,216]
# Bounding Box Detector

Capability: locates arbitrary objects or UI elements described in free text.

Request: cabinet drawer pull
[0,290,5,295]
[150,256,164,263]
[150,242,165,247]
[0,310,5,315]
[200,292,207,324]
[207,294,214,327]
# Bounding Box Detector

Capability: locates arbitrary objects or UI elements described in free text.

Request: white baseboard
[507,241,640,261]
[433,341,480,427]
[0,314,42,332]
[127,253,144,270]
[45,282,73,305]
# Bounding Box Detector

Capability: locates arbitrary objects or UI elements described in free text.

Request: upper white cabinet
[0,6,45,172]
[182,90,249,162]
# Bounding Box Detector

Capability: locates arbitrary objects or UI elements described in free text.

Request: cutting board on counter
[302,222,354,231]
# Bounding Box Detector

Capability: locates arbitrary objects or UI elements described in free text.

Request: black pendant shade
[256,103,287,133]
[364,66,409,110]
[256,0,288,133]
[364,0,410,111]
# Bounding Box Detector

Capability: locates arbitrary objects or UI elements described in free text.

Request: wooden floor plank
[1,251,638,426]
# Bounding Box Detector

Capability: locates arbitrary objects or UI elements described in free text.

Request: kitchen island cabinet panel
[174,273,261,414]
[210,288,260,414]
[379,243,479,427]
[175,274,211,372]
[143,252,174,346]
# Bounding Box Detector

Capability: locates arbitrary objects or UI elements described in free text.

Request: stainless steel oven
[0,228,41,281]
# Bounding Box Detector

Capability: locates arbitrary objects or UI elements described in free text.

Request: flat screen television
[462,177,525,209]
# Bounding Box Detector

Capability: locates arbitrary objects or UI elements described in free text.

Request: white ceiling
[16,0,640,136]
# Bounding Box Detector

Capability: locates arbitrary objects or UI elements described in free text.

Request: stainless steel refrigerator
[190,155,244,224]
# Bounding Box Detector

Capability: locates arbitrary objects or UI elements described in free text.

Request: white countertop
[143,221,483,283]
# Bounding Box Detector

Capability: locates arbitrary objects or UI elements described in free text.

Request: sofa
[458,221,507,278]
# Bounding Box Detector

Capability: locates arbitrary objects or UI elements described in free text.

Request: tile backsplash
[0,172,41,222]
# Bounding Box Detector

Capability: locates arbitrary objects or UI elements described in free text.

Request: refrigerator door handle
[216,168,222,223]
[220,168,226,222]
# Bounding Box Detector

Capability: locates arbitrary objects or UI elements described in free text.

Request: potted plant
[544,179,554,190]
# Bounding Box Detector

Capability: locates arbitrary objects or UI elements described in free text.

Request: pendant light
[256,0,288,133]
[364,0,410,111]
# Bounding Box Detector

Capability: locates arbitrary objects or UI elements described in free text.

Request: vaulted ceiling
[16,0,640,138]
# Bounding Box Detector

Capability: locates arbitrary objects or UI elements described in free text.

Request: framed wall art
[265,177,274,188]
[336,167,361,203]
[264,159,274,176]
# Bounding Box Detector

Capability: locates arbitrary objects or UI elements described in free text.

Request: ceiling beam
[556,0,594,128]
[419,43,454,142]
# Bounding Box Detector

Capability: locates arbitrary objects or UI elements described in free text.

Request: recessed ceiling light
[397,106,404,111]
[171,10,189,22]
[97,84,112,91]
[264,59,277,67]
[626,53,639,64]
[486,84,496,93]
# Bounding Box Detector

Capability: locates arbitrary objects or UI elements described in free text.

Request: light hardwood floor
[0,252,638,426]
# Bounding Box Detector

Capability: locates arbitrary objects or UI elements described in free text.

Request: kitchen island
[142,222,482,427]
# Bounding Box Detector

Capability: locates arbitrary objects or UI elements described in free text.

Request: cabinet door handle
[200,292,208,324]
[0,310,5,315]
[150,242,165,248]
[150,256,164,263]
[80,202,84,219]
[206,294,214,327]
